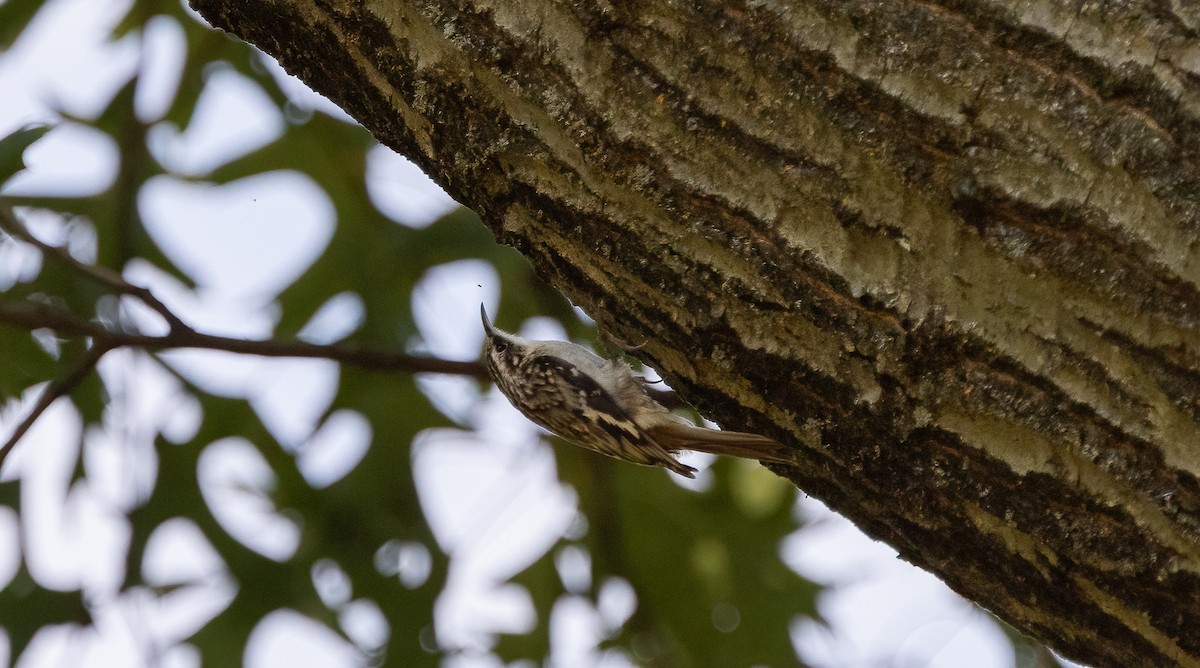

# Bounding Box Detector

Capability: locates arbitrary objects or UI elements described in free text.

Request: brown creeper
[481,305,792,478]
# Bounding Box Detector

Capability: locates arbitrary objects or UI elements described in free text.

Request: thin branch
[0,207,489,377]
[0,298,490,468]
[0,297,693,468]
[0,205,681,460]
[0,299,686,399]
[0,342,110,471]
[0,204,189,334]
[0,300,489,378]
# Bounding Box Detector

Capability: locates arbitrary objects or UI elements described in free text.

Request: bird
[480,304,792,477]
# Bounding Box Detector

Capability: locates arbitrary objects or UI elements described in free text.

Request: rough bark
[186,1,1200,665]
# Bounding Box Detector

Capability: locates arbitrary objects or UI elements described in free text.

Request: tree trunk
[186,1,1200,665]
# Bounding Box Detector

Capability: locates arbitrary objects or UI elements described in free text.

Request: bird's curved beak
[480,303,497,338]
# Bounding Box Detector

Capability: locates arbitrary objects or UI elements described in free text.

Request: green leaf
[0,326,58,402]
[0,124,50,187]
[163,19,291,133]
[0,0,45,50]
[493,547,558,660]
[8,82,191,286]
[0,567,91,661]
[123,368,451,665]
[108,1,146,40]
[125,390,331,664]
[311,370,450,664]
[552,452,819,666]
[0,478,19,510]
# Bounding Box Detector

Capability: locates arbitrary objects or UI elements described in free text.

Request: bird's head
[481,304,532,383]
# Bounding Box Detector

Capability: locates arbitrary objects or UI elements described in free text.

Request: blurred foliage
[0,1,935,667]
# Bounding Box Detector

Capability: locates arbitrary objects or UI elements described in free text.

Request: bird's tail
[647,423,793,466]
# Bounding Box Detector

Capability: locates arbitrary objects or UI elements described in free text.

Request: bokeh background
[0,0,1072,665]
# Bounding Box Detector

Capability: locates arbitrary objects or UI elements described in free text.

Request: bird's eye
[494,341,508,353]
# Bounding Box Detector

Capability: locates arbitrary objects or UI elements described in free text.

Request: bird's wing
[521,354,697,477]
